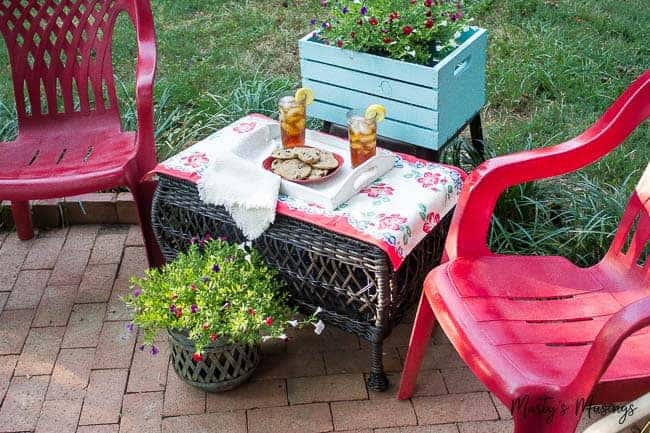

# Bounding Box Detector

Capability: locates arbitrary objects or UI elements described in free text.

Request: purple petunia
[132,288,142,297]
[309,17,316,26]
[202,276,210,283]
[169,304,176,314]
[212,263,220,273]
[150,345,159,356]
[124,322,135,333]
[341,6,348,14]
[321,21,329,29]
[191,304,199,314]
[360,6,368,15]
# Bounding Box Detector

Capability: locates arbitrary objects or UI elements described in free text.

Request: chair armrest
[446,70,650,259]
[570,297,650,398]
[132,0,157,170]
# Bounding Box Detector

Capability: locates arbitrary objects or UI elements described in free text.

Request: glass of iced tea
[347,109,378,168]
[278,94,307,148]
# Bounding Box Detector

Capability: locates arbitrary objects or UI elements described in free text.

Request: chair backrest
[604,163,650,281]
[0,0,131,131]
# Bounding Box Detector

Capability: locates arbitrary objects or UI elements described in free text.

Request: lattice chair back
[605,163,650,281]
[0,0,130,131]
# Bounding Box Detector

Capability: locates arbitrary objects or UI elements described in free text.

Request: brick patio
[0,226,645,433]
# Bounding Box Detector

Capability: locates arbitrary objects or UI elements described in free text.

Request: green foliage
[314,0,472,65]
[124,240,298,353]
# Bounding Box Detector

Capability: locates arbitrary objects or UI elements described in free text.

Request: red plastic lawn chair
[0,0,162,267]
[398,70,650,433]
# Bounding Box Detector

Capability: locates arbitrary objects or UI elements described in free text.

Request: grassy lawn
[0,0,648,264]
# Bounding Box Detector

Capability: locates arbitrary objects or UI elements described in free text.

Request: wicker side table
[152,175,451,391]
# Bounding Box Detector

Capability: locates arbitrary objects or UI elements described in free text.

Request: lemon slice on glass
[365,104,387,122]
[294,87,315,105]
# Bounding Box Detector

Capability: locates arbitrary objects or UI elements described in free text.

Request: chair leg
[11,201,34,240]
[130,180,165,269]
[367,341,389,392]
[397,293,436,399]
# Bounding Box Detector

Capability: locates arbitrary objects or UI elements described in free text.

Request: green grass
[1,0,648,264]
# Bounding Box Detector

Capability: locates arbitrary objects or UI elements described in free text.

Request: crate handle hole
[454,56,471,76]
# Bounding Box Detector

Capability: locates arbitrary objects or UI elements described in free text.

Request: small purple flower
[124,322,135,333]
[360,6,368,15]
[169,304,176,314]
[191,304,199,314]
[201,276,210,283]
[138,344,145,351]
[341,6,348,14]
[309,17,316,26]
[132,288,142,298]
[212,263,220,273]
[321,21,329,29]
[150,345,159,356]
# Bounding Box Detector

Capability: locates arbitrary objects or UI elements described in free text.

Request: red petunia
[369,17,378,26]
[192,352,203,362]
[210,333,218,342]
[402,25,413,35]
[264,316,274,326]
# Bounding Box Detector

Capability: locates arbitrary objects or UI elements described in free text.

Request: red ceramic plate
[263,151,344,184]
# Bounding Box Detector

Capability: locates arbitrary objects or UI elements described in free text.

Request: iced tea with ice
[278,96,306,148]
[347,111,377,168]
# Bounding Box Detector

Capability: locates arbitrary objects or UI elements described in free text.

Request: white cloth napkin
[197,152,281,240]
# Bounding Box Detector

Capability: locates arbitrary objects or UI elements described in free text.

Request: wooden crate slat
[300,60,436,109]
[308,101,437,149]
[303,78,438,130]
[299,32,438,88]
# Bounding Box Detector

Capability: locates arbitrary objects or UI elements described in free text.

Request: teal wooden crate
[299,28,487,151]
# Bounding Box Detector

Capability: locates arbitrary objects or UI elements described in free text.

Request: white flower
[288,320,299,328]
[237,241,253,251]
[314,320,326,335]
[315,306,324,315]
[245,254,252,264]
[407,50,416,58]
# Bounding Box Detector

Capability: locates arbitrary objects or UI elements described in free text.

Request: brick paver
[162,412,246,433]
[412,392,499,425]
[287,373,367,404]
[49,225,98,286]
[207,379,287,412]
[33,285,77,327]
[119,391,163,433]
[0,355,18,401]
[247,403,333,433]
[0,225,616,433]
[79,369,128,425]
[0,308,35,355]
[22,228,67,270]
[77,263,119,303]
[127,337,169,393]
[331,398,417,431]
[93,321,137,369]
[47,347,95,400]
[14,326,65,376]
[162,362,206,416]
[0,233,32,292]
[89,231,127,265]
[35,398,83,433]
[0,375,49,432]
[5,269,50,310]
[61,303,106,348]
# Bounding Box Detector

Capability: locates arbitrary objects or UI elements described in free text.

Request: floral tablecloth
[150,114,465,270]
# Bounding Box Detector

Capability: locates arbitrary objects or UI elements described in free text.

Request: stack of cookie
[270,147,340,181]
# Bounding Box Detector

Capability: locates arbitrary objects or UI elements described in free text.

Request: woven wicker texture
[153,176,451,391]
[168,329,261,393]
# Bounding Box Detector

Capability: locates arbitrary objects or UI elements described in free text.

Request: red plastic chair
[0,0,162,267]
[398,70,650,433]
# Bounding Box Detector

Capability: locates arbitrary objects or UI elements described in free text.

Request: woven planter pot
[167,329,261,392]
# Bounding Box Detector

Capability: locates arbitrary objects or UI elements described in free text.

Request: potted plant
[300,0,487,151]
[123,238,304,392]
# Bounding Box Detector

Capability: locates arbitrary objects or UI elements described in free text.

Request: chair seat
[426,255,650,404]
[0,124,137,200]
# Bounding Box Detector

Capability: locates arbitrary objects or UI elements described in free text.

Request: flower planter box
[299,27,488,151]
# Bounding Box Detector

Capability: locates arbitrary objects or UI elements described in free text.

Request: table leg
[469,113,485,160]
[367,341,389,392]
